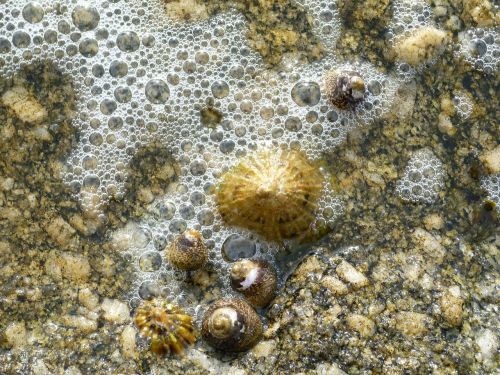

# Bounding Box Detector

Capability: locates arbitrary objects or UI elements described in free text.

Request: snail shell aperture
[201,298,263,352]
[166,229,208,270]
[230,259,277,308]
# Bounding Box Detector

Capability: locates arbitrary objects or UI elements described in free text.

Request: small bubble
[72,6,100,32]
[211,80,230,99]
[58,20,71,34]
[142,34,155,47]
[138,281,161,300]
[169,219,187,233]
[114,86,132,103]
[471,39,487,57]
[79,38,98,57]
[92,64,105,78]
[44,30,58,44]
[145,79,170,104]
[109,60,128,78]
[89,133,103,146]
[117,31,140,52]
[153,201,176,220]
[291,82,321,107]
[12,31,31,48]
[219,140,235,154]
[190,191,205,206]
[367,81,382,96]
[197,209,214,225]
[139,252,162,272]
[0,38,11,53]
[190,160,207,176]
[100,99,117,115]
[285,116,302,132]
[221,234,257,262]
[83,174,100,189]
[22,2,44,24]
[108,116,123,130]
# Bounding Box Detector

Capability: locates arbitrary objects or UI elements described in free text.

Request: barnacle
[216,148,325,242]
[134,298,196,355]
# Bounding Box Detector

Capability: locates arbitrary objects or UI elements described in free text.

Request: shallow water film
[0,0,498,374]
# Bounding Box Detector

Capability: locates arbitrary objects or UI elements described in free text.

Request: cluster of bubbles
[396,149,445,204]
[0,0,366,309]
[3,0,493,318]
[481,175,500,210]
[452,90,474,120]
[387,0,434,79]
[296,0,341,52]
[457,27,500,75]
[387,0,434,43]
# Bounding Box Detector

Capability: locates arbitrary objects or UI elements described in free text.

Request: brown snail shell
[134,298,196,355]
[166,229,208,270]
[324,69,366,110]
[230,259,277,308]
[201,298,263,352]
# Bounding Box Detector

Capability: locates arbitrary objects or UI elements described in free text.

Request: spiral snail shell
[166,229,208,270]
[324,69,366,110]
[201,298,263,352]
[230,259,277,308]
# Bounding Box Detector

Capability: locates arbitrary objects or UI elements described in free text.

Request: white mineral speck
[61,315,97,333]
[480,145,500,174]
[321,275,349,296]
[101,298,130,324]
[315,362,348,375]
[78,288,99,311]
[121,326,137,359]
[336,260,369,289]
[475,329,498,363]
[252,339,276,358]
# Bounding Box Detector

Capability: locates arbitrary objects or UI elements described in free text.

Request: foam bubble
[481,175,500,210]
[457,27,499,75]
[396,149,445,204]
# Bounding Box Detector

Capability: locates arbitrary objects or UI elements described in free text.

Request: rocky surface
[0,1,498,374]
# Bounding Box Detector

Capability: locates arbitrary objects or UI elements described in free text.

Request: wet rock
[4,321,27,349]
[45,251,91,284]
[1,86,48,124]
[346,314,376,337]
[395,312,432,336]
